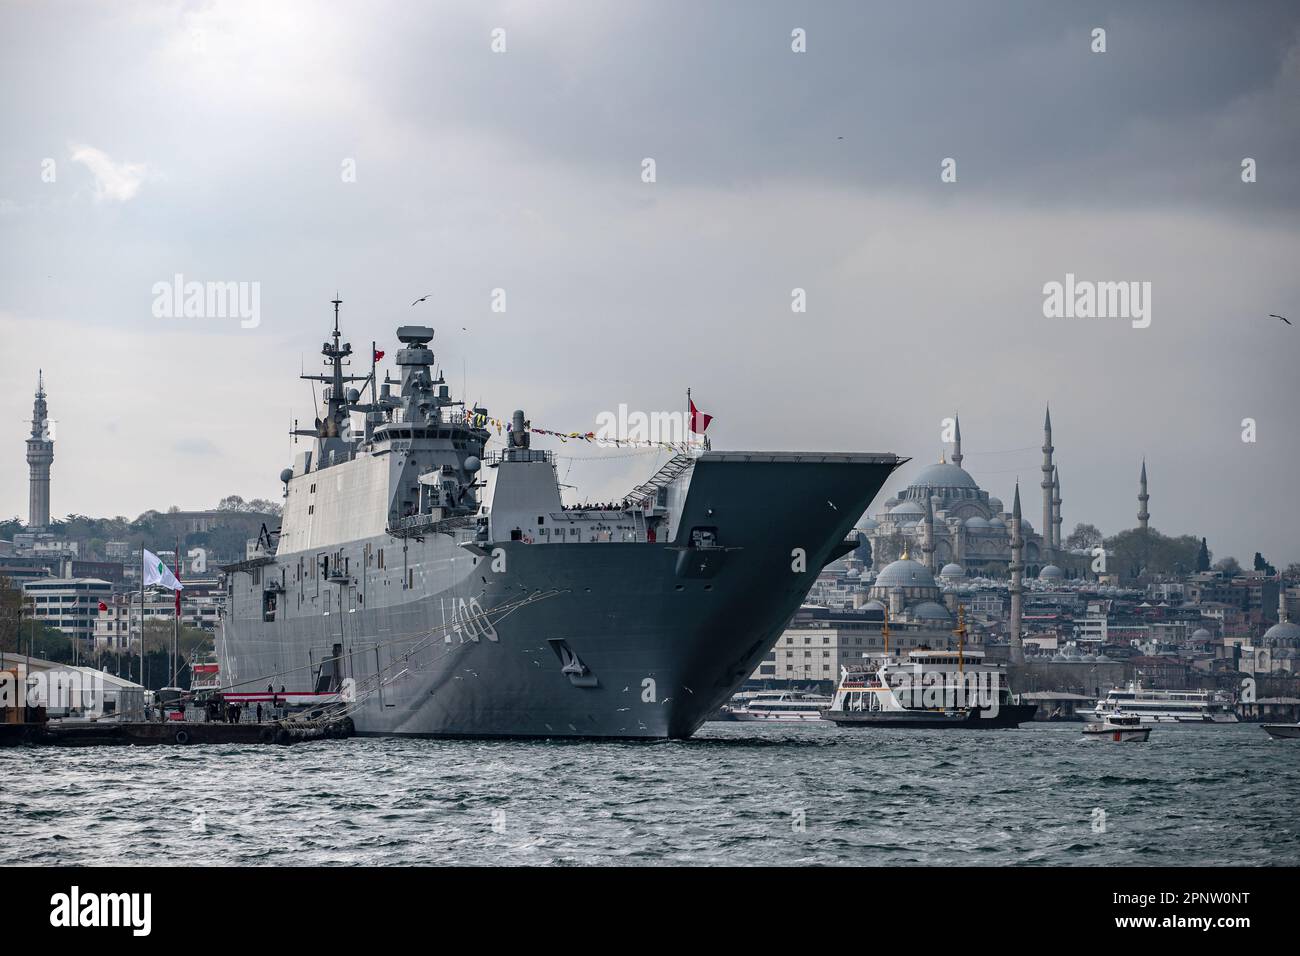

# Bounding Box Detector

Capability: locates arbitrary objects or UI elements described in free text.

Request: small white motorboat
[1082,711,1151,742]
[1262,724,1300,740]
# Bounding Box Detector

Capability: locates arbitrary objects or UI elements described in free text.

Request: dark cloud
[0,1,1297,563]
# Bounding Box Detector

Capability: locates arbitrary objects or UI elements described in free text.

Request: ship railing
[387,513,477,538]
[625,453,695,503]
[483,449,553,465]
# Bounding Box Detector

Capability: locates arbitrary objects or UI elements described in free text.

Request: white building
[93,578,225,649]
[21,578,113,645]
[755,605,974,685]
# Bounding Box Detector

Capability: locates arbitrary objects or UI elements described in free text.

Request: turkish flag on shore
[689,397,713,435]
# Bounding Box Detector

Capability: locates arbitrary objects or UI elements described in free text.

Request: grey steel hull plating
[219,454,899,739]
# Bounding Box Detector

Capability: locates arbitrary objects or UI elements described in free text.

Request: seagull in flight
[1270,313,1292,326]
[411,293,433,307]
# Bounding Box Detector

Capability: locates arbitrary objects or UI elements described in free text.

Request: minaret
[922,495,936,572]
[951,413,963,469]
[1137,459,1150,531]
[1052,465,1063,553]
[26,371,54,530]
[1041,405,1055,564]
[1009,482,1024,664]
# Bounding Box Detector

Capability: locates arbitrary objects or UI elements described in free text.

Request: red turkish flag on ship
[373,348,385,362]
[689,397,713,435]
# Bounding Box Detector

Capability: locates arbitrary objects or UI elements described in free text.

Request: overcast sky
[1,0,1297,563]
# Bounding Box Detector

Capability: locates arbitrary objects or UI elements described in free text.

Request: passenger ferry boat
[1082,711,1151,742]
[720,691,832,722]
[822,650,1036,729]
[822,609,1037,729]
[1092,682,1237,724]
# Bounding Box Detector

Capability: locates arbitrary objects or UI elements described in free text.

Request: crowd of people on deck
[562,499,633,512]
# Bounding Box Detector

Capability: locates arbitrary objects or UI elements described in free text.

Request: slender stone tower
[1138,458,1150,531]
[922,494,936,571]
[1009,482,1024,664]
[1052,465,1063,553]
[951,413,963,469]
[1041,405,1055,564]
[26,371,54,530]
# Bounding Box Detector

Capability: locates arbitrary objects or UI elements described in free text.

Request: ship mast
[954,604,966,674]
[294,297,370,466]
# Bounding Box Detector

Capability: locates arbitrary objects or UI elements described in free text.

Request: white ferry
[721,691,832,722]
[1092,682,1237,724]
[822,648,1037,729]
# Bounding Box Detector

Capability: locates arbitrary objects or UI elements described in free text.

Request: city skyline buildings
[1,359,1288,567]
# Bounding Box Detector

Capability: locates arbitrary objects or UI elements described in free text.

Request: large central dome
[874,557,938,590]
[908,462,979,490]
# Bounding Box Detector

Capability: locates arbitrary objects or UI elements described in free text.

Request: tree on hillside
[1213,556,1242,576]
[1105,528,1201,580]
[1065,523,1103,552]
[0,576,24,656]
[853,532,873,568]
[1254,552,1277,575]
[872,529,908,568]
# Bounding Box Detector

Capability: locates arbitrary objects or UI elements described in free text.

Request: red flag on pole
[689,397,713,435]
[373,348,385,362]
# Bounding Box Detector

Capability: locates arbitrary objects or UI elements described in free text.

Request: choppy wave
[1,722,1296,866]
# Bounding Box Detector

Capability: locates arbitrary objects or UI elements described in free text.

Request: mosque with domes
[856,409,1063,581]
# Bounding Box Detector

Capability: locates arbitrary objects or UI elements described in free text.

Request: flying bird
[411,293,433,307]
[1270,313,1291,326]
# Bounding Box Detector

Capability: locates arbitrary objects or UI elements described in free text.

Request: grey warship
[217,302,903,739]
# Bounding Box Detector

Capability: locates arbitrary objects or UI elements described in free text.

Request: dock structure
[1,716,354,747]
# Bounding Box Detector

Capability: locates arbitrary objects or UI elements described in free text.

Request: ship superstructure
[217,302,904,738]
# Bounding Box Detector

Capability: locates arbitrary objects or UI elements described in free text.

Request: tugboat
[821,607,1037,729]
[1082,710,1151,742]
